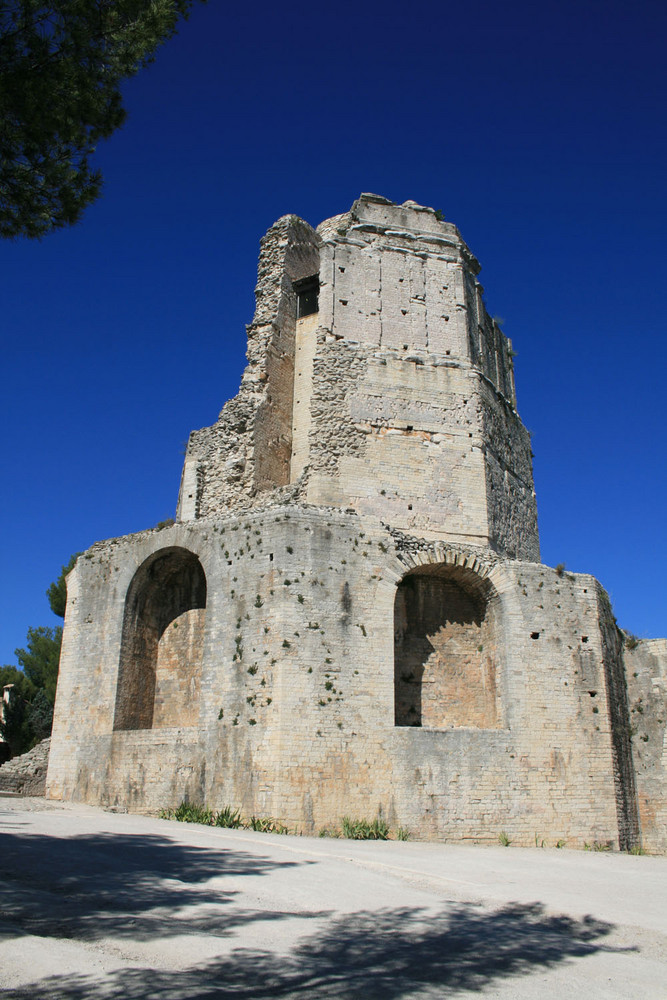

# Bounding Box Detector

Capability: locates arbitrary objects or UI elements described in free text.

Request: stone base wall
[46,510,651,849]
[626,638,667,853]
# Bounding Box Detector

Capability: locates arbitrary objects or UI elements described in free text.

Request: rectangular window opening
[294,275,319,318]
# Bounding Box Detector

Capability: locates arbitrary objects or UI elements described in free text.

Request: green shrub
[341,816,389,840]
[173,801,214,825]
[214,806,242,829]
[248,816,290,834]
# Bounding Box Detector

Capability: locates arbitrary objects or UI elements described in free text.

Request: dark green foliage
[15,625,62,704]
[1,554,81,757]
[0,666,36,756]
[1,0,203,239]
[26,688,53,741]
[160,802,286,833]
[0,665,36,701]
[46,552,80,617]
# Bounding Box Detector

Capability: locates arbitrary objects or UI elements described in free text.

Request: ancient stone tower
[47,195,667,852]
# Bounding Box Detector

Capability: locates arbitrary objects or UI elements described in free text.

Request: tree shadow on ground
[0,830,316,941]
[2,900,632,1000]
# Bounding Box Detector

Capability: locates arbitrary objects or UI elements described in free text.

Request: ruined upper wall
[176,195,539,559]
[177,215,320,520]
[315,195,516,402]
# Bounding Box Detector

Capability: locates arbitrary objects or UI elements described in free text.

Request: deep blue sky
[2,0,665,665]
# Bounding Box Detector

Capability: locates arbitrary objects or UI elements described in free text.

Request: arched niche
[394,563,501,729]
[114,547,206,731]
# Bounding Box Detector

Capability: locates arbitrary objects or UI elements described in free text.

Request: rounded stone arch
[114,547,207,731]
[391,547,503,730]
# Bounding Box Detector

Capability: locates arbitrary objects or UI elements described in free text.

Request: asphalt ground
[0,795,665,999]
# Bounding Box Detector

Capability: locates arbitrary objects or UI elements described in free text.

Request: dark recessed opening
[294,274,319,318]
[530,631,540,640]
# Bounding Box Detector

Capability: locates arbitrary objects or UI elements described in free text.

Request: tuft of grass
[555,839,567,849]
[498,830,512,847]
[214,806,242,828]
[628,844,646,855]
[174,801,214,825]
[396,827,410,841]
[341,816,389,840]
[248,816,290,834]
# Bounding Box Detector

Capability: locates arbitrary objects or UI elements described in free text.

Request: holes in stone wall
[394,564,501,729]
[114,547,206,731]
[531,632,540,640]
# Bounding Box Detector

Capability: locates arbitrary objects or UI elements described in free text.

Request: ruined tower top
[177,195,539,561]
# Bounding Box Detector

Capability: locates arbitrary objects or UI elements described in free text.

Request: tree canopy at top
[0,0,202,239]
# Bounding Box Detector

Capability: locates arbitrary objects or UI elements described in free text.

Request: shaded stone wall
[114,547,206,731]
[626,638,667,853]
[394,567,500,729]
[596,586,640,851]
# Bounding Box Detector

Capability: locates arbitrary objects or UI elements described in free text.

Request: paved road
[0,795,665,999]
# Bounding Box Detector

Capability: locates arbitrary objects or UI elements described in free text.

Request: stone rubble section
[46,195,666,852]
[0,739,50,795]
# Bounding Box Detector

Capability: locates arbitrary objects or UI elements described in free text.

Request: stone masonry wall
[48,513,628,848]
[298,196,538,557]
[176,216,319,519]
[47,194,663,853]
[175,195,539,562]
[626,638,667,853]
